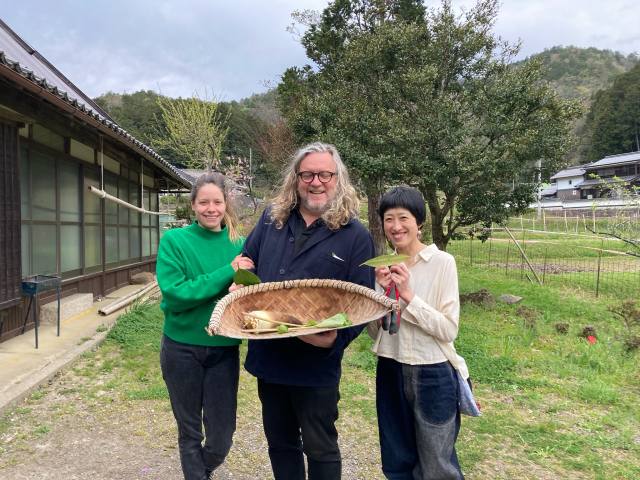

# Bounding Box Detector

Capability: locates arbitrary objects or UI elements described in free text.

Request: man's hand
[228,282,243,292]
[298,330,337,348]
[231,255,254,272]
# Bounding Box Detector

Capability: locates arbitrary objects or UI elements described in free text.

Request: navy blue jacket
[243,207,375,387]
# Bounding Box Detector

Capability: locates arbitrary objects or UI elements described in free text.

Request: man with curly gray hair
[238,141,375,479]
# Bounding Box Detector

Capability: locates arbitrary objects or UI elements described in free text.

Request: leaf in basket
[360,254,410,268]
[312,313,351,329]
[233,268,261,286]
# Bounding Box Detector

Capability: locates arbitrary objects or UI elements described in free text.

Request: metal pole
[505,241,511,277]
[542,247,548,285]
[469,237,473,265]
[34,294,39,349]
[595,239,603,297]
[56,285,61,337]
[488,236,493,266]
[564,210,568,233]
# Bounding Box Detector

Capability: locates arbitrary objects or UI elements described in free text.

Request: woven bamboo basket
[207,279,396,340]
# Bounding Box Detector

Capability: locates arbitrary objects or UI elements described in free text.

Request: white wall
[556,176,583,190]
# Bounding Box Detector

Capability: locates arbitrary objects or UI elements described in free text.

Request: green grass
[447,234,640,300]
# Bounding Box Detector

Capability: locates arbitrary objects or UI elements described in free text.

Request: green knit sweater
[156,222,243,347]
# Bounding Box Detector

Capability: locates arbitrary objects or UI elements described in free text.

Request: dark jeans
[376,357,463,480]
[160,335,239,480]
[257,380,341,480]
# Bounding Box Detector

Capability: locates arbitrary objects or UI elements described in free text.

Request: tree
[256,118,298,184]
[279,0,580,251]
[584,64,640,161]
[280,0,428,253]
[153,92,229,171]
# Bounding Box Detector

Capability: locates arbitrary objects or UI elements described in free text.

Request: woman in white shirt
[369,186,464,480]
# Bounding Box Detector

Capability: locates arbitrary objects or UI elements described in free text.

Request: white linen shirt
[368,244,464,372]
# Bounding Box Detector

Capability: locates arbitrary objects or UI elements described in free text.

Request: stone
[498,294,523,305]
[131,272,155,284]
[40,293,93,324]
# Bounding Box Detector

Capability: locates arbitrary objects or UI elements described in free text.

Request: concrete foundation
[40,293,94,324]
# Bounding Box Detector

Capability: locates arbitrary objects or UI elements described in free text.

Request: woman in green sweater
[156,172,253,480]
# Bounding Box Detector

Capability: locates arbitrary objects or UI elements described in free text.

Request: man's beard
[300,195,332,216]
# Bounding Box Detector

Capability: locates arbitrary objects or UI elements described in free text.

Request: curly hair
[269,142,360,230]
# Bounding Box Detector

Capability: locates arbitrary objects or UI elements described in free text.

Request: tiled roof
[578,174,639,188]
[0,19,191,188]
[588,151,640,168]
[550,166,587,180]
[540,184,557,196]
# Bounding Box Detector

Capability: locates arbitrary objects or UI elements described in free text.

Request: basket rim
[207,279,395,336]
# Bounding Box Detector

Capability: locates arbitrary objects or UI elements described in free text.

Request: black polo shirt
[292,208,324,254]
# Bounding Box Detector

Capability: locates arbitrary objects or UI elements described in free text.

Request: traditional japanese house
[0,19,191,342]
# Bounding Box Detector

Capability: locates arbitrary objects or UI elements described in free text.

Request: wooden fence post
[564,210,568,233]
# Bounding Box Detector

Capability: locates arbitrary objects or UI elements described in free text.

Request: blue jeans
[160,335,239,480]
[376,357,463,480]
[257,380,341,480]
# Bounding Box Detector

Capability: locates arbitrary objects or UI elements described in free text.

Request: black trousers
[257,380,341,480]
[160,335,239,480]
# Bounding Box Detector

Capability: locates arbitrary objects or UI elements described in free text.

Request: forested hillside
[524,46,638,100]
[583,63,640,160]
[522,47,639,164]
[94,90,272,167]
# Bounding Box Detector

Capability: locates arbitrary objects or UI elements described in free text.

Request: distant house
[547,166,587,200]
[579,151,640,199]
[0,19,191,343]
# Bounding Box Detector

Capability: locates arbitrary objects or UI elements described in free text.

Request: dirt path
[0,358,382,480]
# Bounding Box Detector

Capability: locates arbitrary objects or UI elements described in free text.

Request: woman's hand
[231,255,254,272]
[375,266,393,290]
[390,263,414,304]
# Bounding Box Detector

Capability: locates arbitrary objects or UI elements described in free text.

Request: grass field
[447,231,640,300]
[1,264,638,479]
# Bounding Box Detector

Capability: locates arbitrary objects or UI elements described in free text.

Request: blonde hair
[190,172,241,242]
[269,142,360,230]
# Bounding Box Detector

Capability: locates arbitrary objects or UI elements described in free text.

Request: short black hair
[378,186,426,226]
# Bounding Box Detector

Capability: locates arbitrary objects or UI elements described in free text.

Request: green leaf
[312,313,351,329]
[233,268,261,286]
[360,254,410,267]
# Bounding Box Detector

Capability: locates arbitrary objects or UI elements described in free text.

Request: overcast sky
[2,1,638,101]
